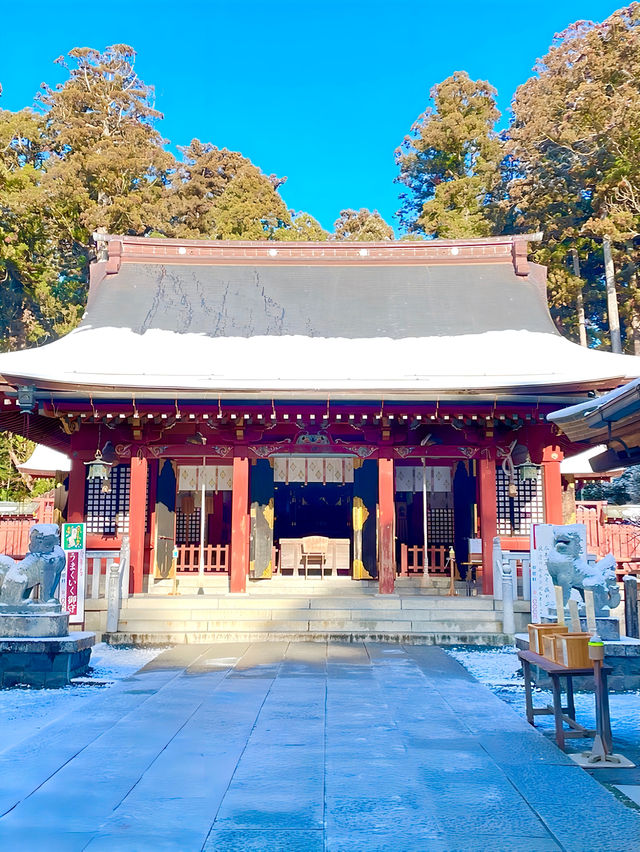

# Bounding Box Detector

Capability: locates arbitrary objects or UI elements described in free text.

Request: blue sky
[0,0,625,232]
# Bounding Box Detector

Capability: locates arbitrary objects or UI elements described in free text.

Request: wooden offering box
[528,623,568,655]
[555,633,593,669]
[541,633,564,663]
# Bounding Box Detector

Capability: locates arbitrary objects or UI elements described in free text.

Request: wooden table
[518,649,613,752]
[278,538,350,576]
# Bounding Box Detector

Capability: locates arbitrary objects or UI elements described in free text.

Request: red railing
[176,544,229,573]
[399,544,450,575]
[0,493,57,558]
[577,502,640,562]
[0,519,33,558]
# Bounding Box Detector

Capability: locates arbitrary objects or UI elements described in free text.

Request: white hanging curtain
[273,457,354,484]
[394,465,452,493]
[178,464,233,491]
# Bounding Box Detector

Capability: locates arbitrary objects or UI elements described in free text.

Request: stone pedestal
[543,614,620,640]
[578,616,620,641]
[0,633,96,687]
[0,611,69,638]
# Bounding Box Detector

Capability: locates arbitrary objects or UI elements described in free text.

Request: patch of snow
[447,645,640,765]
[0,643,166,753]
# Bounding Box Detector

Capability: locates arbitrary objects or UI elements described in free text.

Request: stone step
[106,630,510,646]
[125,593,494,610]
[116,623,503,637]
[147,576,457,595]
[117,608,498,626]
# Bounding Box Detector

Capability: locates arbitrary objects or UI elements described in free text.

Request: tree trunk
[603,235,622,353]
[571,249,588,347]
[625,241,640,356]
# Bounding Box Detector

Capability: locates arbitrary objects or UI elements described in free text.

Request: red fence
[399,544,451,574]
[177,544,229,573]
[577,501,640,563]
[0,494,56,558]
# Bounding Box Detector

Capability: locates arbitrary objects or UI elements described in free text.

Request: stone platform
[0,643,638,850]
[0,632,96,687]
[101,576,532,645]
[515,633,640,691]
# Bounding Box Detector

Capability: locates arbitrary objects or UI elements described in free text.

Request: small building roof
[1,234,639,400]
[18,445,71,477]
[550,377,640,470]
[560,446,623,479]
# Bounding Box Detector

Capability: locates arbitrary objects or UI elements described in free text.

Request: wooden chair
[300,535,330,578]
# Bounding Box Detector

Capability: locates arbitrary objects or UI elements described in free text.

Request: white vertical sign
[530,523,587,623]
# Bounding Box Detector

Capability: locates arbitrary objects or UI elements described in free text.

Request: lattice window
[428,508,455,545]
[496,467,544,536]
[85,464,130,535]
[176,508,201,545]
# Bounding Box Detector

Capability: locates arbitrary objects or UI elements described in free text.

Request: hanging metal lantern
[517,459,540,481]
[85,449,113,484]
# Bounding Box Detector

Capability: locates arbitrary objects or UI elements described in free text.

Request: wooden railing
[176,544,229,573]
[577,501,640,578]
[399,544,450,575]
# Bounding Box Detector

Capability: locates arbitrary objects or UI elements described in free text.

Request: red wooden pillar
[129,456,148,595]
[378,457,395,594]
[146,459,158,577]
[67,455,86,524]
[542,445,564,525]
[478,456,497,596]
[230,457,249,594]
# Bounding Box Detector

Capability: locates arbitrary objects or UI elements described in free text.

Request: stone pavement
[0,643,638,852]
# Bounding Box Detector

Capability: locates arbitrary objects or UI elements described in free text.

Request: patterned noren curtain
[178,465,233,491]
[394,465,452,493]
[273,457,354,484]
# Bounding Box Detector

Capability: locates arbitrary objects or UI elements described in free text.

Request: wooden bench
[518,649,613,752]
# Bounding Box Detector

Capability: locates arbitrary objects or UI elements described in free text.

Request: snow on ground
[447,645,640,767]
[0,643,165,752]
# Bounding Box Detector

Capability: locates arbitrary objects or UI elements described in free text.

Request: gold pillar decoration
[352,497,373,580]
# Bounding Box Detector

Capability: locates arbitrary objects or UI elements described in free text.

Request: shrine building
[1,234,639,629]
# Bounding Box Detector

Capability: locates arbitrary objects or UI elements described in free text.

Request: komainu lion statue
[0,524,66,607]
[545,529,620,615]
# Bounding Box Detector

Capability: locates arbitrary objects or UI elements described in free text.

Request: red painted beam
[230,457,249,594]
[146,459,158,577]
[129,456,148,594]
[478,457,497,596]
[378,458,395,594]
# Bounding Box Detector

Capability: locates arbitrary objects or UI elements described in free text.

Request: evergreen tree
[39,45,175,240]
[331,208,393,241]
[508,4,640,349]
[210,165,292,240]
[287,212,329,241]
[396,71,505,238]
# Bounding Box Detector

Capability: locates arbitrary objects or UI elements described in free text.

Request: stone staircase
[104,575,526,646]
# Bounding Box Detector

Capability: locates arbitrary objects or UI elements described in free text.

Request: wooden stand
[518,649,613,752]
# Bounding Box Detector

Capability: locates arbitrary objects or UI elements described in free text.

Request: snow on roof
[18,444,71,476]
[560,446,622,478]
[1,236,639,398]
